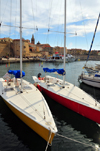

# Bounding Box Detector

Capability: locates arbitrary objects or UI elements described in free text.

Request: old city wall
[0,42,10,57]
[13,40,30,57]
[0,40,40,58]
[30,52,42,57]
[76,54,100,61]
[13,41,20,57]
[23,41,30,56]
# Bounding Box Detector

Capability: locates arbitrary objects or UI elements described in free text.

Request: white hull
[55,59,68,63]
[0,78,57,143]
[82,79,100,88]
[40,58,68,63]
[79,73,100,88]
[68,57,76,62]
[39,58,47,62]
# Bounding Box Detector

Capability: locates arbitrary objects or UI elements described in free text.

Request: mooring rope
[45,128,52,151]
[44,132,100,150]
[57,133,100,150]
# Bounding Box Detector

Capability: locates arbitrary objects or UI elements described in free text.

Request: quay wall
[0,58,40,64]
[0,55,100,65]
[76,55,100,61]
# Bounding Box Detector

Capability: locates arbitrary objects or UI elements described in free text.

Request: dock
[0,58,40,64]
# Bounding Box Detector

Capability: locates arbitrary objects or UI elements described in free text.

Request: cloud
[67,18,100,37]
[1,0,100,31]
[0,0,100,49]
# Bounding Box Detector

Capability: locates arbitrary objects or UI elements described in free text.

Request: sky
[0,0,100,50]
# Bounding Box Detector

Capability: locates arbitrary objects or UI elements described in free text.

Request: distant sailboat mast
[63,0,66,84]
[20,0,23,92]
[85,13,100,66]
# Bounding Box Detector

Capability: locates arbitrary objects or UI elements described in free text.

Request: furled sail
[43,68,66,75]
[8,70,25,78]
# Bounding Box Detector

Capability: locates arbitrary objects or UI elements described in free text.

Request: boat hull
[37,85,100,124]
[1,96,55,144]
[81,78,100,88]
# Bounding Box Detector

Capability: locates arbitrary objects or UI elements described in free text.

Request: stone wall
[13,40,30,57]
[0,42,11,57]
[76,54,100,61]
[30,52,42,57]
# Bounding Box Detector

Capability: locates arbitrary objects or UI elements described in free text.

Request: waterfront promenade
[0,55,100,64]
[0,57,40,64]
[76,55,100,61]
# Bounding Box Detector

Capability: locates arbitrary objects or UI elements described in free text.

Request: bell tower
[31,34,35,44]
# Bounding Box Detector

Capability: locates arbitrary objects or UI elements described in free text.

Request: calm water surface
[0,61,100,151]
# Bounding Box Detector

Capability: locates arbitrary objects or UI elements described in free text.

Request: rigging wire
[13,0,20,40]
[73,33,78,86]
[31,0,35,30]
[9,0,12,38]
[48,29,76,35]
[0,0,1,38]
[69,0,77,86]
[9,0,12,58]
[48,0,53,30]
[31,0,38,43]
[46,0,53,44]
[1,0,9,23]
[14,0,17,39]
[19,91,56,130]
[79,0,89,50]
[35,0,38,43]
[1,24,38,30]
[14,0,18,59]
[7,0,12,70]
[52,0,63,47]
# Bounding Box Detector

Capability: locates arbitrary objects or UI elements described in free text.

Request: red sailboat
[33,0,100,124]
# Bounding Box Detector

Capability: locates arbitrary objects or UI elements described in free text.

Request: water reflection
[0,61,100,150]
[79,82,100,101]
[43,92,100,147]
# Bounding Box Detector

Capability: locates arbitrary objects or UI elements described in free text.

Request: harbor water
[0,61,100,151]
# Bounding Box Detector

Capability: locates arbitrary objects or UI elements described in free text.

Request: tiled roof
[13,39,28,42]
[29,43,34,45]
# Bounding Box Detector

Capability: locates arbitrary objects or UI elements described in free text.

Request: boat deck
[82,74,100,81]
[0,78,57,131]
[35,76,100,111]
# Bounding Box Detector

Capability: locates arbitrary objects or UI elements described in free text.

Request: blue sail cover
[43,68,66,75]
[8,70,25,78]
[95,74,100,77]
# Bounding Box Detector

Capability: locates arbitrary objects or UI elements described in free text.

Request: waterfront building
[12,39,30,57]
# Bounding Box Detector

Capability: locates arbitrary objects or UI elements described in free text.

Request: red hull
[37,85,100,124]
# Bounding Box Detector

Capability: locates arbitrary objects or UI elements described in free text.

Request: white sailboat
[78,71,100,88]
[0,0,57,144]
[79,13,100,88]
[33,0,100,124]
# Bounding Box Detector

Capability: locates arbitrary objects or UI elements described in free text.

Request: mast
[63,0,66,84]
[20,0,23,92]
[86,13,100,65]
